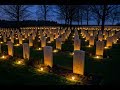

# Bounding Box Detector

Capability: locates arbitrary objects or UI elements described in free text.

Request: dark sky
[27,5,118,25]
[0,5,118,25]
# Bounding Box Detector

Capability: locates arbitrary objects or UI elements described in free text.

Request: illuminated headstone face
[23,43,30,60]
[32,32,36,40]
[112,35,117,44]
[89,36,95,46]
[93,31,98,37]
[86,33,90,41]
[106,37,113,47]
[50,34,54,42]
[11,35,14,43]
[19,35,23,44]
[96,41,104,56]
[56,38,62,50]
[55,34,59,39]
[88,30,93,36]
[75,30,78,35]
[7,41,13,56]
[104,32,108,40]
[44,46,53,67]
[109,31,113,37]
[7,32,10,37]
[99,31,102,35]
[74,38,81,50]
[74,35,79,40]
[3,34,7,42]
[61,34,66,42]
[29,36,33,46]
[41,36,46,47]
[73,50,85,75]
[25,31,28,39]
[98,34,103,41]
[0,44,1,53]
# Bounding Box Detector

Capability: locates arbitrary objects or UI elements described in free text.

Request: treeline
[0,5,120,30]
[0,20,58,28]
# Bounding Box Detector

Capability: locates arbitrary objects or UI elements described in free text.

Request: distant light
[37,47,42,51]
[40,67,43,71]
[47,41,51,43]
[93,55,103,59]
[113,42,117,44]
[104,38,106,40]
[37,67,44,72]
[53,49,58,53]
[85,40,87,42]
[2,55,5,59]
[14,44,20,46]
[70,52,74,56]
[14,59,24,65]
[0,55,8,60]
[96,56,99,58]
[0,42,3,44]
[22,38,25,40]
[72,76,75,80]
[87,45,91,47]
[16,61,22,64]
[104,46,109,49]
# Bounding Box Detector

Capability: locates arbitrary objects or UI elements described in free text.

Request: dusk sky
[0,5,119,25]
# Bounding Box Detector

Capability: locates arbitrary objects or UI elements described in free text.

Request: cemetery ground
[0,29,120,85]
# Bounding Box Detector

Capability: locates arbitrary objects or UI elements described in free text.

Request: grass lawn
[0,30,120,85]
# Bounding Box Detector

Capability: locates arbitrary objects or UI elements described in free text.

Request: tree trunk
[97,19,100,26]
[112,18,115,25]
[70,18,72,29]
[65,17,67,25]
[81,19,82,25]
[17,5,20,31]
[77,9,80,25]
[78,19,79,25]
[86,11,89,25]
[81,14,83,25]
[44,5,47,21]
[101,5,107,33]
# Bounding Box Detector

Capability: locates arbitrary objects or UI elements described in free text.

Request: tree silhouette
[36,5,50,21]
[1,5,31,29]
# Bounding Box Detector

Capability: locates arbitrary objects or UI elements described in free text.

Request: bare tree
[1,5,31,21]
[91,5,120,31]
[55,5,69,25]
[56,5,78,28]
[1,5,31,29]
[108,6,120,25]
[91,9,101,25]
[109,11,117,25]
[36,5,50,21]
[83,5,92,25]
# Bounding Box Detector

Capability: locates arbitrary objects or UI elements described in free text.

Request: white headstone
[56,38,62,50]
[7,41,13,56]
[96,41,104,56]
[74,38,81,50]
[29,36,33,46]
[41,36,46,47]
[23,43,30,60]
[106,37,112,47]
[89,36,95,46]
[44,46,53,67]
[73,50,85,75]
